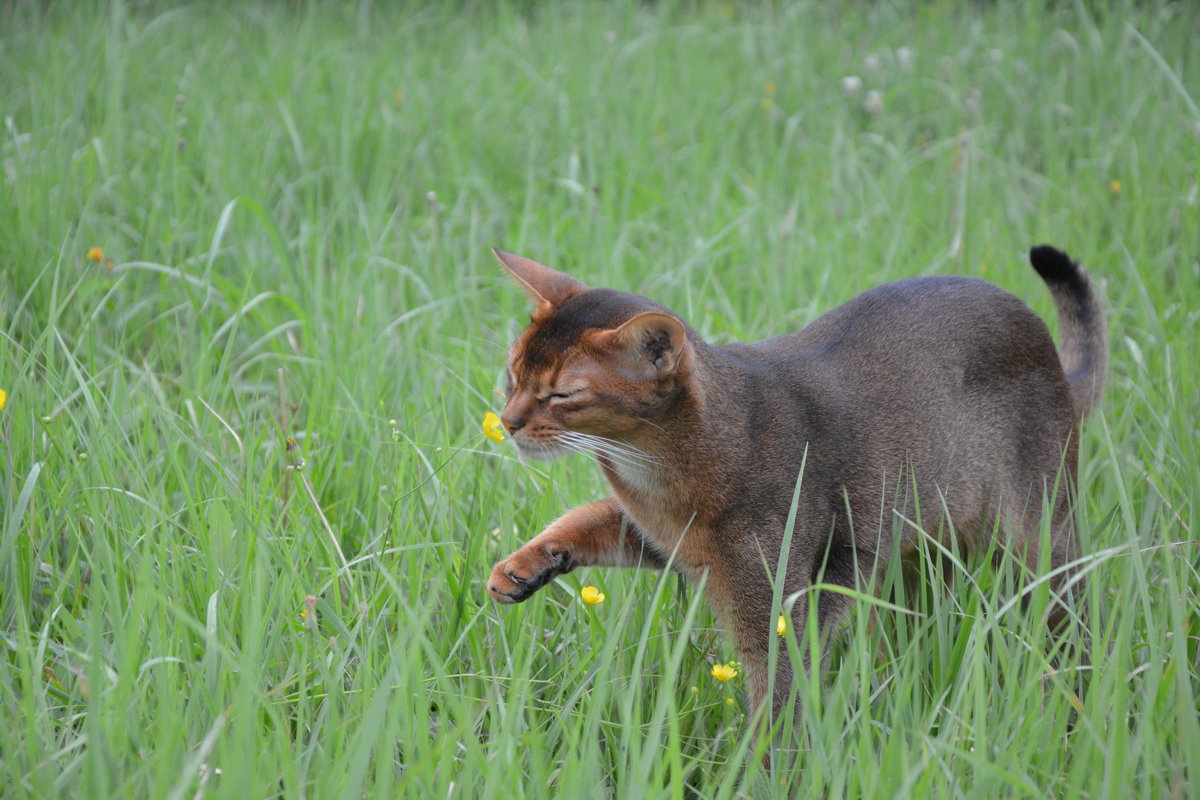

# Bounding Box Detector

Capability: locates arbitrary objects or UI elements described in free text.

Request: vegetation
[1,1,1197,797]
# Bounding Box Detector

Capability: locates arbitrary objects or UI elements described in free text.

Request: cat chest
[609,487,719,580]
[598,456,735,578]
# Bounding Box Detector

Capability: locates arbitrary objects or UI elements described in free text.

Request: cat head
[494,248,693,461]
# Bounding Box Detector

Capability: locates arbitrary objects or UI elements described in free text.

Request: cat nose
[501,394,532,433]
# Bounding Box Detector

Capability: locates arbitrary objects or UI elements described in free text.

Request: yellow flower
[482,411,505,443]
[725,697,736,706]
[580,585,605,605]
[1109,179,1121,195]
[710,662,738,682]
[86,247,104,262]
[763,80,777,96]
[776,614,787,636]
[0,388,6,410]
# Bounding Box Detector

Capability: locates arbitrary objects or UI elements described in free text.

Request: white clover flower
[988,48,1003,64]
[841,75,863,94]
[965,87,982,113]
[863,53,881,73]
[897,46,916,70]
[862,90,883,115]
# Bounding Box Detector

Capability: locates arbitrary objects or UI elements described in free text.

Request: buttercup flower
[303,595,317,630]
[0,388,6,410]
[580,585,605,605]
[1109,179,1121,195]
[86,247,104,262]
[711,662,738,682]
[482,411,505,443]
[777,614,787,636]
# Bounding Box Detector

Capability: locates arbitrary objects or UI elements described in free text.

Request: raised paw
[488,544,574,604]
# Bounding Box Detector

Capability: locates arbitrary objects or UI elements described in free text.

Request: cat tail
[1029,245,1108,419]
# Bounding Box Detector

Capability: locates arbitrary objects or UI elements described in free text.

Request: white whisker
[558,431,663,473]
[562,431,660,464]
[566,430,661,459]
[634,416,667,433]
[575,446,647,473]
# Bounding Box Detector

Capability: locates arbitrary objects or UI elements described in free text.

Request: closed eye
[545,389,584,402]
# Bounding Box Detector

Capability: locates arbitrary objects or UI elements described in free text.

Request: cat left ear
[593,312,690,378]
[493,248,588,314]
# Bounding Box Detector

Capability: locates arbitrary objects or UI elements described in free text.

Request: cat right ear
[590,311,691,380]
[492,248,588,316]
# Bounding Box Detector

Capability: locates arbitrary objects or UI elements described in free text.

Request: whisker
[561,441,648,475]
[599,448,658,470]
[553,435,608,460]
[565,430,635,450]
[595,453,650,475]
[558,431,636,462]
[573,433,663,465]
[568,443,646,472]
[634,416,667,433]
[559,431,662,470]
[561,431,644,459]
[529,442,566,459]
[557,441,595,461]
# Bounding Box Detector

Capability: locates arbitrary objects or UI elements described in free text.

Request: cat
[486,245,1106,723]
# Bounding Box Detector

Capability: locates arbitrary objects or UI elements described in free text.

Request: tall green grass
[1,1,1197,797]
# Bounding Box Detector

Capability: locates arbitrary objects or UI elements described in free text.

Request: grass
[1,0,1198,797]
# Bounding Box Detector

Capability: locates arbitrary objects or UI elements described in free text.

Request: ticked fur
[487,245,1107,724]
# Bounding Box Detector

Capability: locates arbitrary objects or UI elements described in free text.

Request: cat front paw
[488,545,574,604]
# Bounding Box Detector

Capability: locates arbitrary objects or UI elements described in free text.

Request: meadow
[1,1,1198,797]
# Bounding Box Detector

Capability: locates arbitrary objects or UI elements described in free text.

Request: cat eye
[544,389,583,403]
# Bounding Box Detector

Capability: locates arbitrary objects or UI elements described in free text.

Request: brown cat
[486,245,1106,722]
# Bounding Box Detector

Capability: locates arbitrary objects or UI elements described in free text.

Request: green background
[1,2,1197,797]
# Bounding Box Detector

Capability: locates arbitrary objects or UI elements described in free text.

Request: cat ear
[592,311,690,378]
[492,248,588,313]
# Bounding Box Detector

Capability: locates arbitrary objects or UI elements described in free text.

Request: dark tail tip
[1029,244,1084,289]
[1028,243,1107,419]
